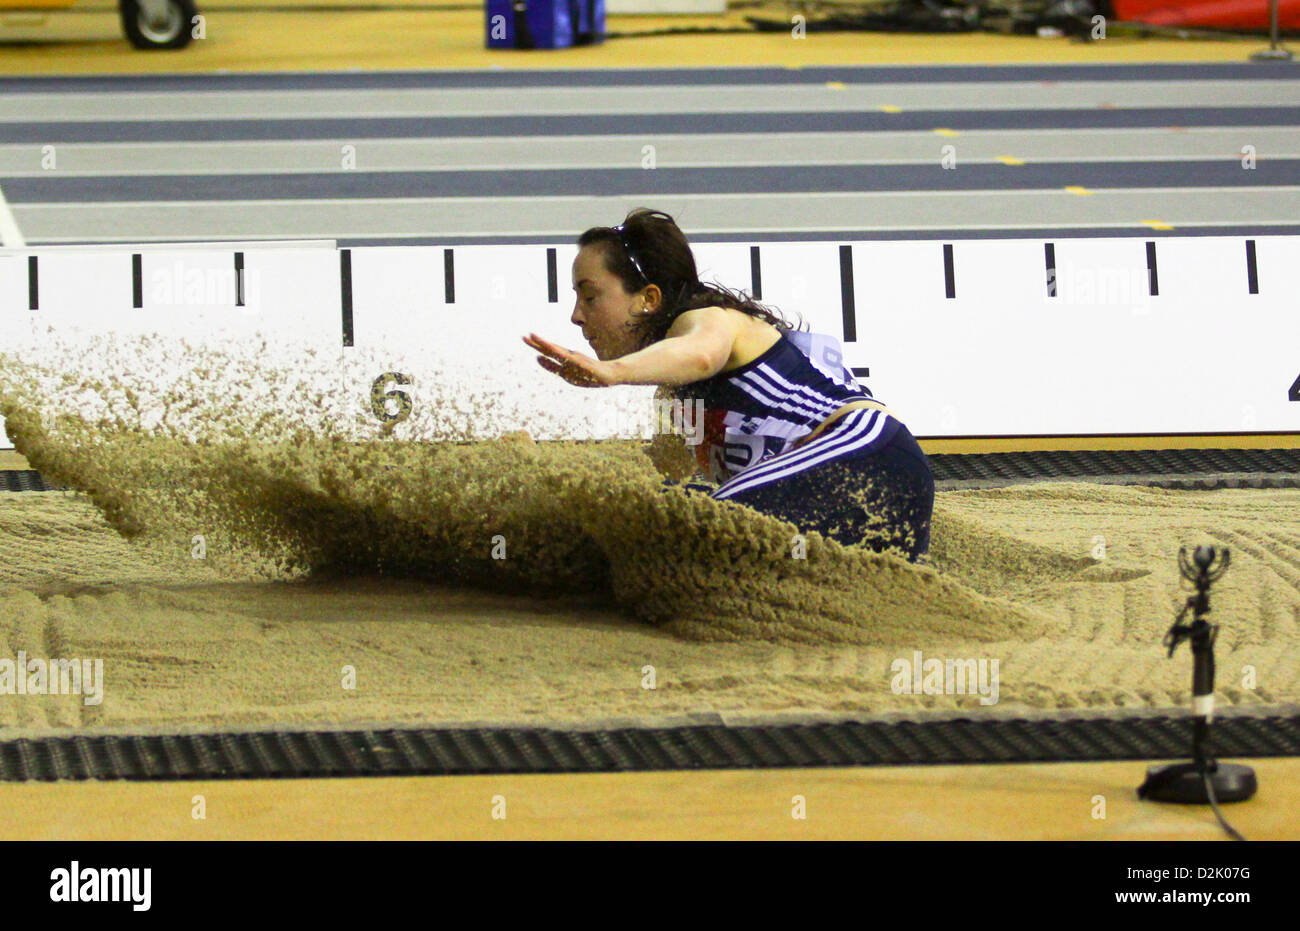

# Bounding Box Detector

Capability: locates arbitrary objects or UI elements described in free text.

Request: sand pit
[1,336,1297,736]
[0,481,1295,737]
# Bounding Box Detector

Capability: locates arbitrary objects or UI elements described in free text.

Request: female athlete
[522,208,934,563]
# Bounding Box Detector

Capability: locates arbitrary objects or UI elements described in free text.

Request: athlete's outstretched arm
[609,308,737,386]
[525,307,738,388]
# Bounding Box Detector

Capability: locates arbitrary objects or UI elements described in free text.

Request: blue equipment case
[486,0,605,49]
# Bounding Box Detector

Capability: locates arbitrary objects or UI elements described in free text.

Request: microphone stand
[1250,0,1294,62]
[1137,546,1257,804]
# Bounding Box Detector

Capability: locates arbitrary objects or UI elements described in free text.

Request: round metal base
[1138,762,1258,804]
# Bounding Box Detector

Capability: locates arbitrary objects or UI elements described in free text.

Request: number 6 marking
[371,371,413,424]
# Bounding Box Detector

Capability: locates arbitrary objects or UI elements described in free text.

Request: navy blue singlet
[667,328,934,562]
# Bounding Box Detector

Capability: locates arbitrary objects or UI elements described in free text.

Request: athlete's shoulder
[665,305,745,338]
[668,305,734,323]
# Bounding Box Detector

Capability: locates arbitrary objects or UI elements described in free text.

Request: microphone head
[1193,545,1216,571]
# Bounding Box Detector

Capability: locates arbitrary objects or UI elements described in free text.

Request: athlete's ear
[641,283,663,312]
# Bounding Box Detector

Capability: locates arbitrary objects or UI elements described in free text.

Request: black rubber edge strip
[1,713,1296,781]
[925,447,1300,482]
[6,448,1300,494]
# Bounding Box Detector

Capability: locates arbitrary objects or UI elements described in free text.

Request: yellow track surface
[2,758,1294,839]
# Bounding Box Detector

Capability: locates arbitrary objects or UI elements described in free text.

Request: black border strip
[9,448,1300,494]
[0,712,1294,781]
[943,243,955,299]
[750,245,762,300]
[1246,238,1259,294]
[1044,242,1056,298]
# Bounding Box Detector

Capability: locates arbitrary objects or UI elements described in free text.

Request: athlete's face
[571,244,653,360]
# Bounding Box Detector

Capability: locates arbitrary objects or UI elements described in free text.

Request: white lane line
[2,154,1299,178]
[0,183,25,247]
[0,80,1297,122]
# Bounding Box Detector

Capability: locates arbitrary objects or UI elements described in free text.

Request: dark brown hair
[576,207,804,350]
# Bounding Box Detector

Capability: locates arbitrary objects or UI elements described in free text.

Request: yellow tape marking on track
[1142,220,1175,230]
[825,81,846,89]
[1064,186,1093,195]
[996,156,1026,166]
[934,128,959,136]
[879,104,902,113]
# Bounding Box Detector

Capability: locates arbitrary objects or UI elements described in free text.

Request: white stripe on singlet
[748,363,844,414]
[712,409,890,500]
[732,368,838,423]
[753,362,856,418]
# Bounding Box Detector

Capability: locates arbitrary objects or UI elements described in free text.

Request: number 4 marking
[1291,372,1300,401]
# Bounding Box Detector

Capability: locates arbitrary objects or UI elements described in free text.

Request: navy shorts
[663,419,935,563]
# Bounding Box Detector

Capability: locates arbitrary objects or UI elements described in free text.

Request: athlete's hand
[523,333,622,388]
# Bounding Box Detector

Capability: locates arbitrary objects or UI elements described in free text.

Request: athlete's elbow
[694,347,727,380]
[662,352,715,387]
